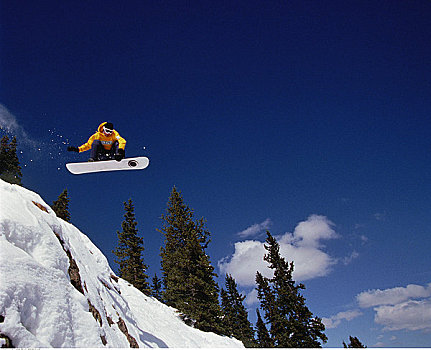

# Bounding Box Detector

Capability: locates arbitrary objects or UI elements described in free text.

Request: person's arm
[78,134,97,152]
[115,132,126,150]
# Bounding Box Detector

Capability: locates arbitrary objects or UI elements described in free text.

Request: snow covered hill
[0,179,243,348]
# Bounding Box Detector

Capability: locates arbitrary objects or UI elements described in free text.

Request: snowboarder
[67,122,126,162]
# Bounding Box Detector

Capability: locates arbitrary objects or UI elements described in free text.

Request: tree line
[2,136,366,348]
[112,187,331,347]
[0,135,22,185]
[111,188,366,348]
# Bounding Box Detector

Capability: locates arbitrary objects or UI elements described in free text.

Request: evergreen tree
[0,135,22,185]
[158,186,224,334]
[113,199,150,295]
[151,273,163,302]
[52,189,71,222]
[255,231,327,347]
[256,308,273,347]
[220,274,256,347]
[343,336,366,348]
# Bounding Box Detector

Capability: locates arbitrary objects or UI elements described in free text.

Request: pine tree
[0,135,22,185]
[256,308,273,347]
[343,336,366,348]
[158,187,224,334]
[220,274,256,347]
[113,199,150,295]
[151,273,163,302]
[255,231,327,347]
[52,189,71,222]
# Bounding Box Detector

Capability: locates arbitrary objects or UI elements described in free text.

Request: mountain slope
[0,179,243,348]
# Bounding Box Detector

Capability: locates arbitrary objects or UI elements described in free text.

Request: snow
[0,179,244,348]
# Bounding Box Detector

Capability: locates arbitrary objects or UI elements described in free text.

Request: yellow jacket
[78,122,126,152]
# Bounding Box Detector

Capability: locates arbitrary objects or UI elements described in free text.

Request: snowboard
[66,157,149,175]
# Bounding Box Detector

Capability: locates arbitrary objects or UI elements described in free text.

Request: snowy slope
[0,179,244,348]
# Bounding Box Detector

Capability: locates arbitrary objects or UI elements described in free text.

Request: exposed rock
[117,317,139,348]
[0,316,13,348]
[99,278,111,290]
[88,300,102,327]
[54,232,85,294]
[32,201,49,213]
[0,333,13,348]
[67,253,84,294]
[107,315,114,327]
[110,274,119,283]
[100,335,107,346]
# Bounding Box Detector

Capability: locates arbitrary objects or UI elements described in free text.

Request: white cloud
[324,283,431,332]
[374,298,431,331]
[354,282,431,333]
[374,211,387,221]
[237,218,272,238]
[360,235,368,243]
[218,215,339,288]
[0,104,36,147]
[218,240,269,287]
[0,104,20,132]
[357,283,431,308]
[322,310,363,329]
[279,242,336,281]
[284,214,339,248]
[374,341,386,347]
[342,250,359,265]
[245,289,259,307]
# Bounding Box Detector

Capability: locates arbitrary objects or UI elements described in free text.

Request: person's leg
[90,140,106,161]
[108,141,121,160]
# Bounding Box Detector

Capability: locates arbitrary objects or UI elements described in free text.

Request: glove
[67,146,79,153]
[115,148,125,162]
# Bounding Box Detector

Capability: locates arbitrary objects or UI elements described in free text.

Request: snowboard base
[66,157,149,175]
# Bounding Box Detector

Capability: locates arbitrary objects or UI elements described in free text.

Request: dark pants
[90,140,122,161]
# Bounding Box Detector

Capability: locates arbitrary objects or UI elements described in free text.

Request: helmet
[104,122,114,130]
[103,122,114,134]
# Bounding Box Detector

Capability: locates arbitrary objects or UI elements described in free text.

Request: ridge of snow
[0,179,244,348]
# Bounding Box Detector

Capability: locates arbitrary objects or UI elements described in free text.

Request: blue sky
[1,0,431,347]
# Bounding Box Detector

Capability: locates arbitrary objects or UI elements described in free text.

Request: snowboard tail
[66,157,149,174]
